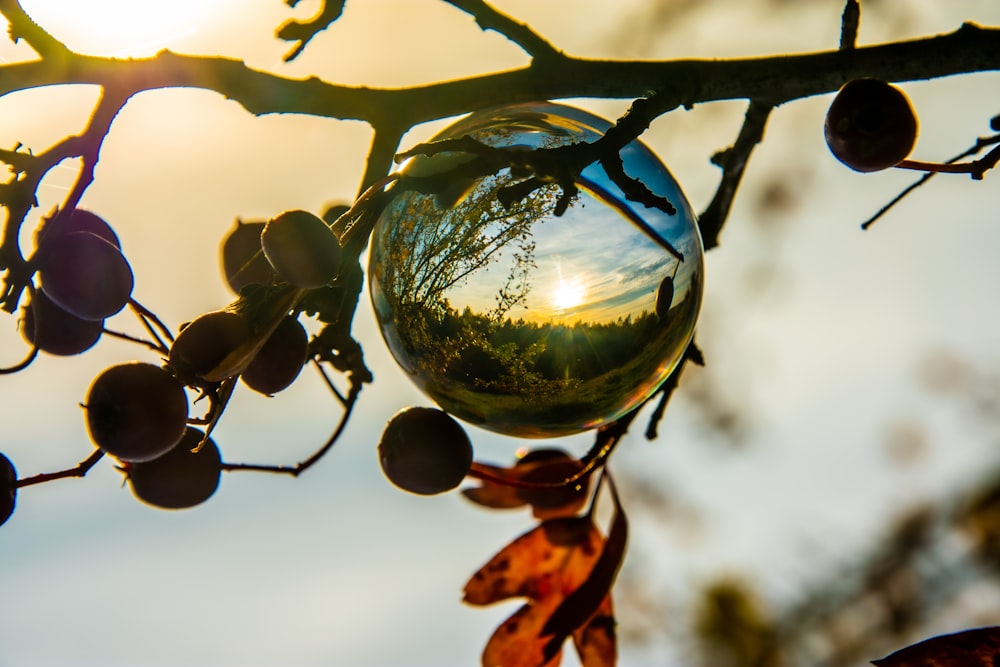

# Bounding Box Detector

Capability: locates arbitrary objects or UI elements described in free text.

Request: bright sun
[19,0,225,56]
[550,276,587,311]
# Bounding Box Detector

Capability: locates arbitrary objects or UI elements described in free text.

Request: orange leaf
[872,626,1000,667]
[541,476,627,662]
[572,594,616,667]
[482,600,564,667]
[465,517,605,667]
[462,462,528,510]
[464,517,602,606]
[463,449,591,519]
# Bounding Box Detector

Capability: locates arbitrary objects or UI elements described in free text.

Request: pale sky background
[1,2,1000,666]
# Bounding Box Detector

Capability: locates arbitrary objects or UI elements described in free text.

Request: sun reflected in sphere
[369,102,704,438]
[551,274,587,311]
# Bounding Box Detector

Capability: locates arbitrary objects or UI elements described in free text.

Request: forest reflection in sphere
[369,103,704,437]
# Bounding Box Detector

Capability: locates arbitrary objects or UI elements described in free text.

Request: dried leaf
[464,517,602,606]
[462,462,527,510]
[572,595,616,667]
[463,449,591,519]
[465,516,605,667]
[872,626,1000,667]
[541,477,627,661]
[482,600,564,667]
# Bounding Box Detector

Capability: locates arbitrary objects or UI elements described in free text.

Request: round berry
[261,210,342,289]
[85,362,189,462]
[38,231,134,320]
[241,315,309,395]
[824,78,918,172]
[378,407,473,495]
[0,451,16,528]
[220,219,274,294]
[21,289,103,356]
[125,427,222,509]
[167,310,251,386]
[36,208,121,249]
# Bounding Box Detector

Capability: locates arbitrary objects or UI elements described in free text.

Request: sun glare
[20,0,226,57]
[550,275,587,311]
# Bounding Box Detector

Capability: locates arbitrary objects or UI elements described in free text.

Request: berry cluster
[0,204,373,525]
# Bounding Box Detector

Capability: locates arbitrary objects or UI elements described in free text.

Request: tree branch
[0,23,996,136]
[699,100,774,251]
[0,0,72,60]
[443,0,564,62]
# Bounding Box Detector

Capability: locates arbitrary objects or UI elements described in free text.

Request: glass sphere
[369,102,704,438]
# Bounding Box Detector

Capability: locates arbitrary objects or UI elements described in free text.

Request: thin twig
[220,372,362,477]
[443,0,563,62]
[699,100,774,250]
[276,0,345,62]
[840,0,861,50]
[862,134,1000,229]
[14,449,104,488]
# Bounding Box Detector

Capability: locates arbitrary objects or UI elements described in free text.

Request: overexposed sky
[1,2,1000,666]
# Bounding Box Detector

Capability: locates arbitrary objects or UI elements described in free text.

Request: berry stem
[0,344,38,374]
[894,159,979,174]
[14,449,104,488]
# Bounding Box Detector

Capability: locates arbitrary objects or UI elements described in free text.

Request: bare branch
[0,0,72,59]
[0,24,996,136]
[699,100,774,251]
[14,449,104,488]
[862,133,1000,229]
[276,0,346,62]
[840,0,861,50]
[444,0,563,62]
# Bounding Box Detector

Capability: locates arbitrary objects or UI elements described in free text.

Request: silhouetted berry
[21,289,103,356]
[241,315,309,395]
[261,209,342,289]
[378,407,473,495]
[220,219,274,294]
[0,452,16,528]
[824,78,918,172]
[168,310,251,386]
[125,428,222,509]
[38,231,134,320]
[85,362,189,462]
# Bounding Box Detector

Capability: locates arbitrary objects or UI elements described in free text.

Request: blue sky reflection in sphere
[369,102,704,438]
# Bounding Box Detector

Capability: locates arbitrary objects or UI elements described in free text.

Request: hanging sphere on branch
[369,102,704,438]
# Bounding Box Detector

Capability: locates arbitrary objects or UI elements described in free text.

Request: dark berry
[241,315,309,395]
[125,427,222,509]
[36,208,121,249]
[0,452,16,528]
[38,231,134,320]
[85,362,189,462]
[824,78,918,172]
[378,407,473,495]
[167,310,251,386]
[261,210,342,289]
[21,289,103,356]
[220,219,274,294]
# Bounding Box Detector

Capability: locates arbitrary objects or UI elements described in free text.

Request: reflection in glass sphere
[369,102,704,438]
